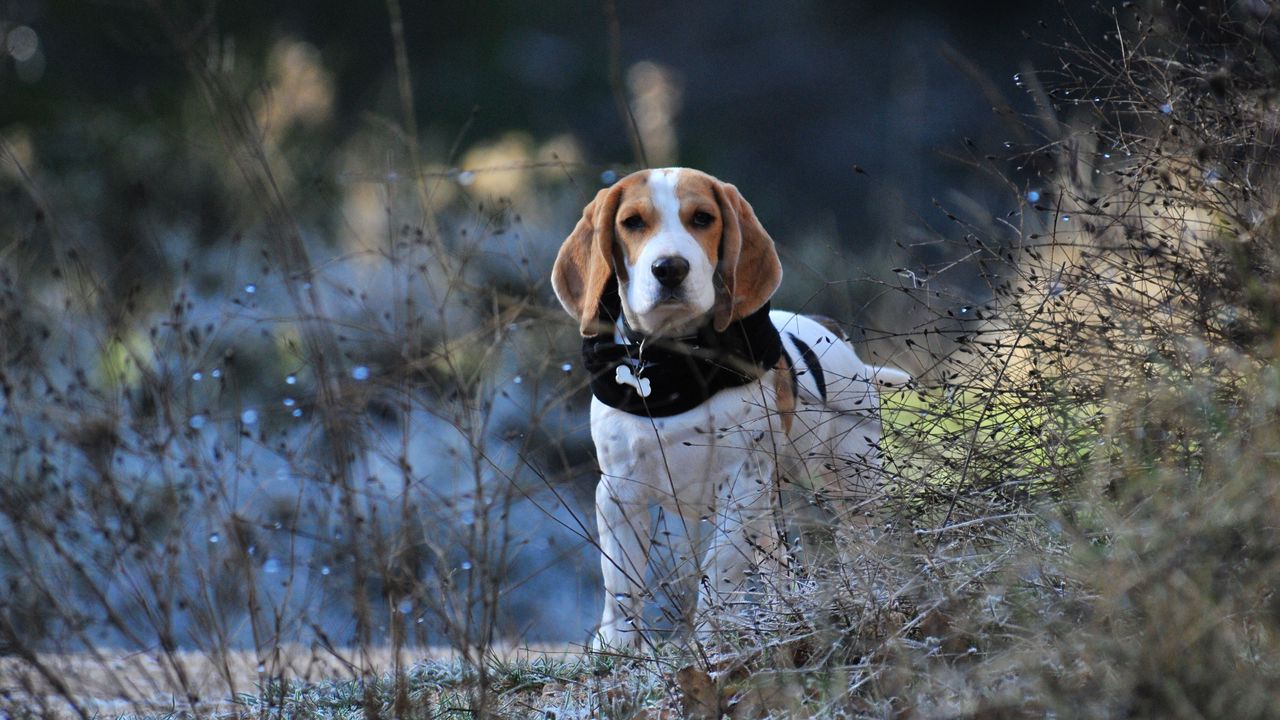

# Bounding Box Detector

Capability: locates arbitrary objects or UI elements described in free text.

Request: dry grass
[1,644,618,719]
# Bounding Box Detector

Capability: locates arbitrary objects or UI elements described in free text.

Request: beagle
[553,167,908,649]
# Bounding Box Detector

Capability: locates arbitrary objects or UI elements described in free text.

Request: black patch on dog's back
[786,332,827,403]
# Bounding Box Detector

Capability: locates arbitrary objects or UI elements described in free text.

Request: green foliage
[883,385,1100,496]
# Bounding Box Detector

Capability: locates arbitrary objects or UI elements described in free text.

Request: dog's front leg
[696,451,783,638]
[594,474,652,650]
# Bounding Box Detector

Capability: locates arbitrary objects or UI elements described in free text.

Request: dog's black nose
[651,256,690,288]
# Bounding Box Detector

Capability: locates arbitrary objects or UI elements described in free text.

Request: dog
[552,167,909,648]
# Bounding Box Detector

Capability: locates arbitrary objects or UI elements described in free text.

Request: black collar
[581,280,783,417]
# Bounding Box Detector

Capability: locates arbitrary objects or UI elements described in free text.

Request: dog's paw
[591,625,645,653]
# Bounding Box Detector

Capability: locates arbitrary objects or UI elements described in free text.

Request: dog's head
[552,168,782,337]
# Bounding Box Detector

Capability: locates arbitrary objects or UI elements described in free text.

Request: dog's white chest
[589,382,775,507]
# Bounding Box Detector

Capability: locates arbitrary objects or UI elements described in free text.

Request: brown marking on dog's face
[672,170,725,268]
[606,171,654,272]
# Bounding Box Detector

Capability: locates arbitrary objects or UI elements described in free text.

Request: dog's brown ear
[552,186,623,336]
[712,181,782,331]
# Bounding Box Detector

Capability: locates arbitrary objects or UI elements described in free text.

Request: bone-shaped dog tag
[614,364,652,397]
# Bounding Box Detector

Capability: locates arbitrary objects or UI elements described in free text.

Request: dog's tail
[771,311,910,411]
[866,364,912,388]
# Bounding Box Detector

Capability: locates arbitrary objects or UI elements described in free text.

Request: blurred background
[0,0,1105,316]
[0,0,1100,652]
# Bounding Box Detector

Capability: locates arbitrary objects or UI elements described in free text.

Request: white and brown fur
[553,167,908,648]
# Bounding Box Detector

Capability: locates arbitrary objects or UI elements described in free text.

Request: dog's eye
[621,215,646,231]
[691,211,714,228]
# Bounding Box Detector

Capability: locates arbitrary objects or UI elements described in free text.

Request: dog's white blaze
[649,168,684,235]
[620,168,717,335]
